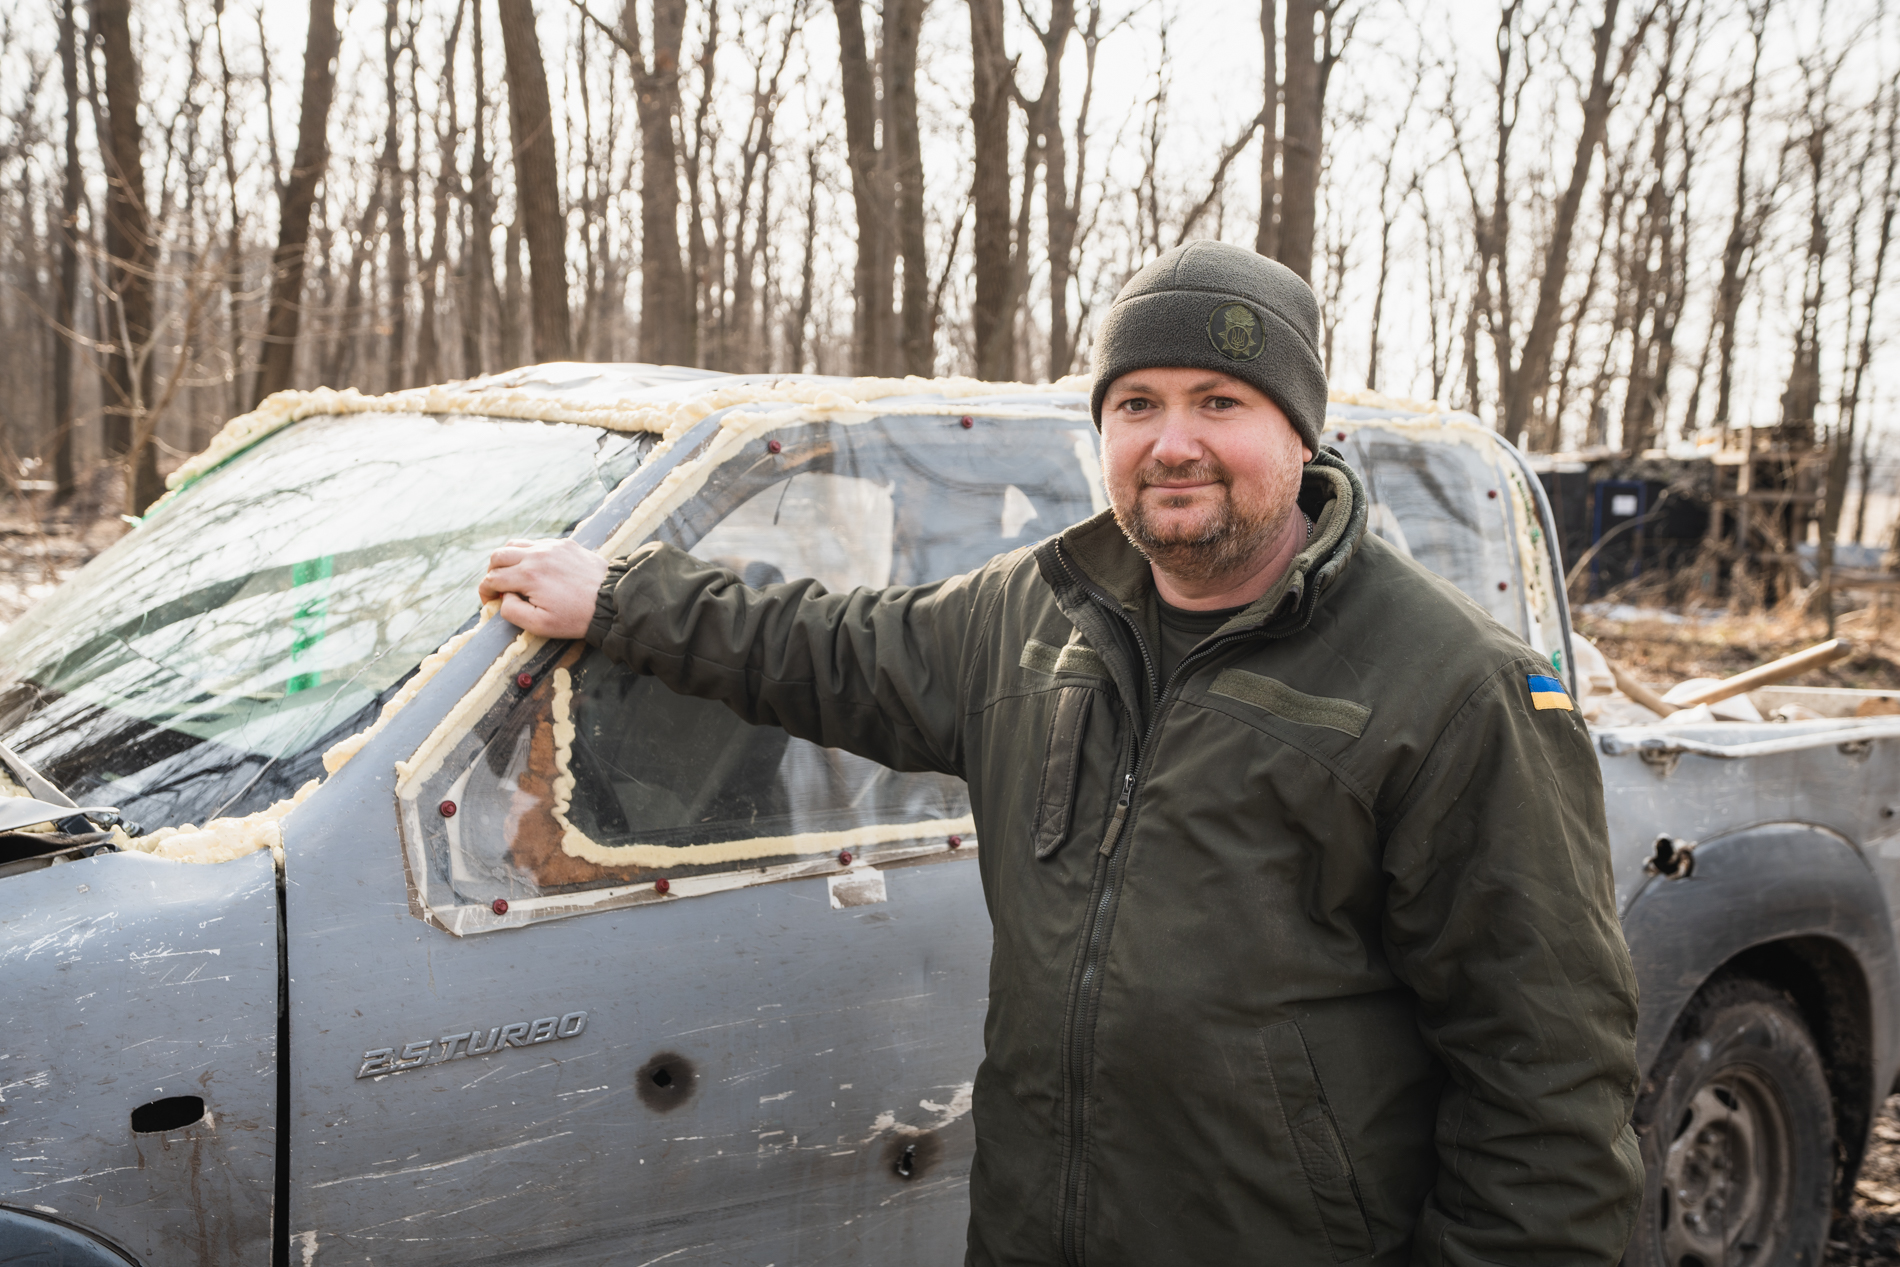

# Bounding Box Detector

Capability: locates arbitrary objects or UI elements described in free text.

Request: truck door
[284,407,1100,1265]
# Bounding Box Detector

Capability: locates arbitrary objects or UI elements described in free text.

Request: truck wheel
[1626,977,1835,1267]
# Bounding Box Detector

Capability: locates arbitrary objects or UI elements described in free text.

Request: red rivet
[516,671,535,689]
[948,834,963,849]
[838,850,853,867]
[491,898,508,915]
[439,800,457,818]
[1487,489,1498,499]
[1335,430,1347,441]
[1497,581,1509,591]
[654,878,671,895]
[959,416,973,429]
[766,438,782,454]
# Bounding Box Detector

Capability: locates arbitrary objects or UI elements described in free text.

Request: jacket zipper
[1053,546,1249,1266]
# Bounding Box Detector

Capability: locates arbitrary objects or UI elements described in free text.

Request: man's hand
[478,538,611,640]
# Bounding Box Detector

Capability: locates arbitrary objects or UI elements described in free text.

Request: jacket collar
[1036,447,1370,643]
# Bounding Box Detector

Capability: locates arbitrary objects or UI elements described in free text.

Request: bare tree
[1276,0,1352,281]
[462,0,496,375]
[1511,0,1654,448]
[1256,0,1279,257]
[415,0,467,386]
[886,0,930,375]
[969,0,1015,379]
[1049,0,1107,378]
[1778,29,1851,448]
[91,0,162,509]
[498,0,574,363]
[252,0,338,405]
[52,0,82,500]
[1366,69,1419,392]
[1704,0,1773,432]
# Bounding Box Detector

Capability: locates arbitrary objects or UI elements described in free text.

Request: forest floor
[0,472,130,635]
[1577,594,1900,695]
[1831,1096,1900,1263]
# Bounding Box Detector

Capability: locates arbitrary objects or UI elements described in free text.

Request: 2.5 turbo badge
[357,1010,589,1079]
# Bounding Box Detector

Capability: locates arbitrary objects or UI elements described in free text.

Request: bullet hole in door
[636,1052,697,1112]
[885,1129,940,1181]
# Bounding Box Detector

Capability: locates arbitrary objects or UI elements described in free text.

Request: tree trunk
[1710,1,1770,431]
[500,218,525,368]
[54,0,81,501]
[1780,111,1830,448]
[497,0,573,363]
[835,0,894,375]
[379,2,411,388]
[969,0,1016,380]
[618,0,692,365]
[251,0,338,405]
[1255,0,1278,258]
[1276,0,1319,281]
[464,0,493,374]
[91,0,162,510]
[786,147,819,371]
[886,0,932,376]
[1503,0,1636,444]
[416,0,465,386]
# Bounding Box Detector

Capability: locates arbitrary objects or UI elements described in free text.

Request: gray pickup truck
[3,366,1896,1267]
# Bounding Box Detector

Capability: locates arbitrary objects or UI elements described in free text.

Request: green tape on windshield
[287,555,334,695]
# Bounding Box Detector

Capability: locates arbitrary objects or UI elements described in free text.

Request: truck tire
[1625,976,1835,1267]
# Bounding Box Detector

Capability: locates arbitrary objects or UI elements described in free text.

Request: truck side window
[401,413,1100,929]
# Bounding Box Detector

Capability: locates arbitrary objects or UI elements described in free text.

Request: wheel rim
[1660,1067,1792,1266]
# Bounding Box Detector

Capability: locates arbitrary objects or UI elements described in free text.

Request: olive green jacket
[587,451,1642,1267]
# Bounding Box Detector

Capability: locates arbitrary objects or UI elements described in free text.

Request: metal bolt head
[838,850,853,867]
[439,800,457,818]
[491,898,508,915]
[1497,581,1508,591]
[654,878,671,895]
[948,834,963,849]
[1487,489,1499,499]
[1335,430,1347,441]
[959,416,974,429]
[516,671,535,689]
[766,439,782,454]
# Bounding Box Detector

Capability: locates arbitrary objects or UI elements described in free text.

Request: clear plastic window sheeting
[0,413,652,831]
[400,412,1102,932]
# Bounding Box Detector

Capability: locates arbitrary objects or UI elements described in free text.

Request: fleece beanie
[1089,240,1327,452]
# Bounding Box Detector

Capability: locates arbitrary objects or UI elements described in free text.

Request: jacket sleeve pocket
[1260,1020,1374,1264]
[1031,685,1091,859]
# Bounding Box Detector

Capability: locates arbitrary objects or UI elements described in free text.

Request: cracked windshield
[0,413,650,832]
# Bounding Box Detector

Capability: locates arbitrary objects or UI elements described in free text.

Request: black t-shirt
[1155,597,1246,689]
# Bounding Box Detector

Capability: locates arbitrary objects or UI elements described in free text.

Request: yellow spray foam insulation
[154,369,1098,515]
[95,608,496,867]
[113,777,321,865]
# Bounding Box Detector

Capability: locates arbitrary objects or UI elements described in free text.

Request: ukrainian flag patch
[1527,673,1574,712]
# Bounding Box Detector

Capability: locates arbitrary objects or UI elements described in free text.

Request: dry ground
[0,475,128,634]
[1577,595,1900,697]
[1831,1096,1900,1263]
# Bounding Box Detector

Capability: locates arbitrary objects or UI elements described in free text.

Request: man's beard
[1113,459,1295,587]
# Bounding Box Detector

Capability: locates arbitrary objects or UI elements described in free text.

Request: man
[481,241,1643,1265]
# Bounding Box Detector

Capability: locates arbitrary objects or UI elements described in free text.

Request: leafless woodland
[0,0,1893,538]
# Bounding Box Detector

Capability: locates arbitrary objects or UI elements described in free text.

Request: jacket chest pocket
[1260,1020,1375,1263]
[1031,684,1093,859]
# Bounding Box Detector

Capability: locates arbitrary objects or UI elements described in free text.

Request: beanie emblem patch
[1207,302,1266,362]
